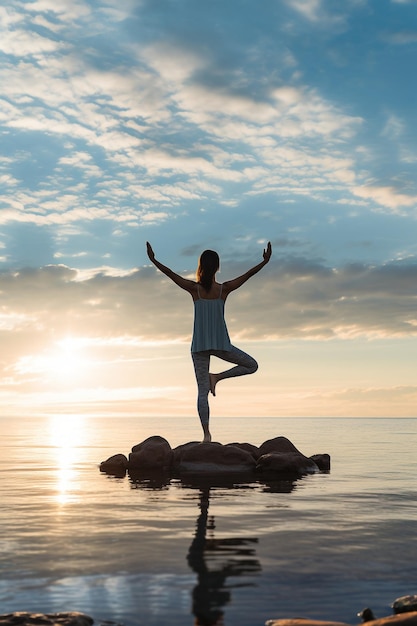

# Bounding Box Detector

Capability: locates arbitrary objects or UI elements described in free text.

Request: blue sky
[1,0,417,421]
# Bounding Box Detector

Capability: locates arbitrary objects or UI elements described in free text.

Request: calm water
[0,416,416,626]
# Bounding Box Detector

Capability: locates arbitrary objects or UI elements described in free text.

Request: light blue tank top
[191,284,232,353]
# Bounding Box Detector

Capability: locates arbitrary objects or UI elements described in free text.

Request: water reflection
[187,487,261,626]
[49,414,86,507]
[123,472,299,624]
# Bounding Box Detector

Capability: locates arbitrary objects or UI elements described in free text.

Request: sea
[0,415,416,626]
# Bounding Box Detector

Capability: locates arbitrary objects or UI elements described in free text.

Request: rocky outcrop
[99,434,330,483]
[0,613,94,626]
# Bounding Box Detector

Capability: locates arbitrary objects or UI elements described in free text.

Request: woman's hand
[146,241,155,262]
[263,241,272,263]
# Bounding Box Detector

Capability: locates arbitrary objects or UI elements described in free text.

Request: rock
[310,453,331,472]
[257,436,320,478]
[393,596,417,614]
[128,435,173,471]
[0,613,93,626]
[359,608,376,622]
[225,442,260,459]
[256,452,319,477]
[259,435,304,456]
[99,454,128,475]
[172,441,201,468]
[175,442,256,476]
[265,613,417,626]
[266,620,349,626]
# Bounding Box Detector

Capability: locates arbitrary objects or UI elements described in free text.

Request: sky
[1,0,417,420]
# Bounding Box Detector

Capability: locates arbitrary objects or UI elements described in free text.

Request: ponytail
[196,250,219,291]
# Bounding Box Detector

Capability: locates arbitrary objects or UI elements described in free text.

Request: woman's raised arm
[222,242,272,296]
[146,242,197,294]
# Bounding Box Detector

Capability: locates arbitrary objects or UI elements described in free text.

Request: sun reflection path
[49,414,86,508]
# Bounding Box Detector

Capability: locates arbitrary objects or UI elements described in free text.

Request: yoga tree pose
[146,241,272,442]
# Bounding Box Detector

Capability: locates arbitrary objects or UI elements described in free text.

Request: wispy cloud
[1,0,416,272]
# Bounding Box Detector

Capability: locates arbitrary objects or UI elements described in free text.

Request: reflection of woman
[146,242,272,441]
[187,488,261,626]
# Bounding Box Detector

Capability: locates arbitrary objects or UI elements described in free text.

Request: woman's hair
[196,250,219,291]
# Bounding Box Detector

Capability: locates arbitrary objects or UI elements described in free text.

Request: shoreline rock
[266,612,417,626]
[2,606,417,626]
[0,613,94,626]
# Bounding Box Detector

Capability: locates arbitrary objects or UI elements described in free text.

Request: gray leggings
[191,346,258,426]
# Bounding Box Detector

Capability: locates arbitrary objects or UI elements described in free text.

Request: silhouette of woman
[146,241,272,442]
[187,487,261,626]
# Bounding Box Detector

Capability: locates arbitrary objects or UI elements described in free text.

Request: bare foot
[209,373,217,396]
[202,433,212,443]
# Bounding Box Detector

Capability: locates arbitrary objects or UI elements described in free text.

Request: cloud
[352,185,417,211]
[285,0,323,21]
[381,114,405,140]
[382,30,417,44]
[283,0,352,26]
[1,255,417,355]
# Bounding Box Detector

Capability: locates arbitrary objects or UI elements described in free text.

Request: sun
[18,336,91,383]
[48,336,89,381]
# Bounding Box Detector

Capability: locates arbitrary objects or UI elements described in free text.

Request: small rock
[358,608,376,622]
[129,435,172,471]
[99,454,128,475]
[310,453,331,472]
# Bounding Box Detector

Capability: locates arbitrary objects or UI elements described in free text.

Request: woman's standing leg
[209,345,258,396]
[191,351,212,442]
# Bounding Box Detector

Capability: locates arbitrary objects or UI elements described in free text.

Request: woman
[146,241,272,442]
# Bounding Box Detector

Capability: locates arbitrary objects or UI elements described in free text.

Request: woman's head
[196,249,219,291]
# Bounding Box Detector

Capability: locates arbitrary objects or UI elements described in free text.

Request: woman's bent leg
[192,351,212,442]
[210,345,258,392]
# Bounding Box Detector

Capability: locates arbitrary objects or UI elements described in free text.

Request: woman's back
[191,284,231,352]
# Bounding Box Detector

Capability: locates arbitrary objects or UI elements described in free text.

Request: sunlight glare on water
[48,414,88,507]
